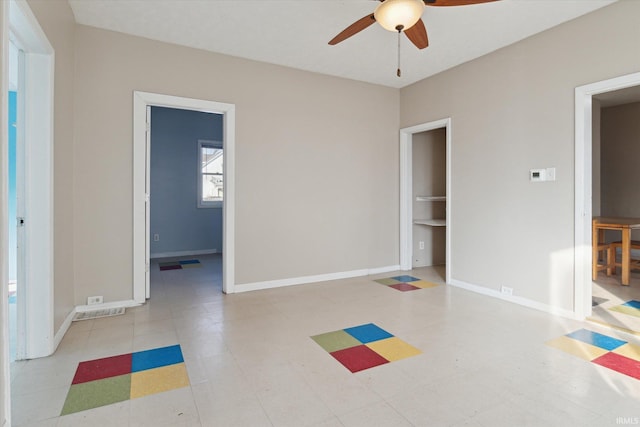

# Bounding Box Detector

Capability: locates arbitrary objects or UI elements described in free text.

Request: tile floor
[373,276,439,292]
[546,328,640,380]
[311,323,421,372]
[10,255,640,426]
[591,268,640,335]
[61,344,189,415]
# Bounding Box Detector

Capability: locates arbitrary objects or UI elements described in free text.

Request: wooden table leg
[622,228,631,286]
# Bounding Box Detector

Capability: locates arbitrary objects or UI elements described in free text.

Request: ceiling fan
[329,0,500,74]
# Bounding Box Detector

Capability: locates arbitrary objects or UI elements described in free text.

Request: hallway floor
[10,255,640,426]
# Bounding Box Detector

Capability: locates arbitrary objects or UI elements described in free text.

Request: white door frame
[399,118,452,284]
[9,0,55,360]
[2,0,54,422]
[574,71,640,320]
[133,92,236,298]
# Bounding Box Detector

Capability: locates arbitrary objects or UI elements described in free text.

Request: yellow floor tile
[409,280,439,289]
[130,363,190,399]
[366,337,422,362]
[545,335,609,361]
[612,342,640,362]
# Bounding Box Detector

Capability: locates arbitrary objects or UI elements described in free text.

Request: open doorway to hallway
[132,91,236,298]
[148,106,224,293]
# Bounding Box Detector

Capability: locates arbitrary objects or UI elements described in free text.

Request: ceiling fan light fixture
[374,0,425,32]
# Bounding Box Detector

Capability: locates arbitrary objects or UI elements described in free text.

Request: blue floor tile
[131,345,184,372]
[566,329,626,351]
[344,323,393,344]
[390,275,420,282]
[623,300,640,309]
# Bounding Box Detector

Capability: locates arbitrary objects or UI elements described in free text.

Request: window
[198,140,223,208]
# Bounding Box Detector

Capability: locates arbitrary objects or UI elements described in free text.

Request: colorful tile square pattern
[546,329,640,381]
[61,345,189,415]
[609,300,640,318]
[373,275,439,292]
[158,259,201,271]
[311,323,421,372]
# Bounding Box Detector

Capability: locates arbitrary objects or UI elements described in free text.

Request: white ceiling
[68,0,617,89]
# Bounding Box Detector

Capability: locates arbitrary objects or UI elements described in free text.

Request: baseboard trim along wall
[234,265,401,293]
[53,309,76,354]
[75,299,142,313]
[449,278,576,319]
[150,249,218,259]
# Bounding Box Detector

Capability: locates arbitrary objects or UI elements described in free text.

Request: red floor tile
[389,283,420,292]
[593,352,640,380]
[72,353,133,384]
[330,345,389,373]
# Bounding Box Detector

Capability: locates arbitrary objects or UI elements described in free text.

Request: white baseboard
[368,265,401,275]
[150,249,218,259]
[50,300,142,355]
[234,265,401,293]
[75,299,142,313]
[53,309,76,352]
[449,278,576,319]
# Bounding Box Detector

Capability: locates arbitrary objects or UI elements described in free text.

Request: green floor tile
[61,374,131,415]
[311,330,361,353]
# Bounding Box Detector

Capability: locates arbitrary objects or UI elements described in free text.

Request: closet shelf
[414,219,446,227]
[416,196,446,202]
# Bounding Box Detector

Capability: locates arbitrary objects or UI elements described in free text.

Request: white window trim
[197,139,223,209]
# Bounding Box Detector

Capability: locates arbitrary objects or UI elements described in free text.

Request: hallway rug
[159,259,201,271]
[311,323,421,373]
[60,344,189,415]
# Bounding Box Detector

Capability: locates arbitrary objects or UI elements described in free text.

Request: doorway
[574,71,640,322]
[7,39,22,362]
[148,106,224,291]
[399,118,452,284]
[5,0,55,361]
[587,84,640,332]
[133,92,236,299]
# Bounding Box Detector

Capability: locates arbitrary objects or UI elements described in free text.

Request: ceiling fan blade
[424,0,499,6]
[404,19,429,49]
[329,14,376,45]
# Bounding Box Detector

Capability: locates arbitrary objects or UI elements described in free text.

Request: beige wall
[601,101,640,240]
[400,0,640,311]
[27,0,76,330]
[26,0,638,313]
[73,25,400,303]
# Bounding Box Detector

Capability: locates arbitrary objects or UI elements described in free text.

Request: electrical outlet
[153,234,160,242]
[500,286,513,296]
[419,241,425,250]
[87,296,103,305]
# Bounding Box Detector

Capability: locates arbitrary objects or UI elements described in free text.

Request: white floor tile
[9,256,640,426]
